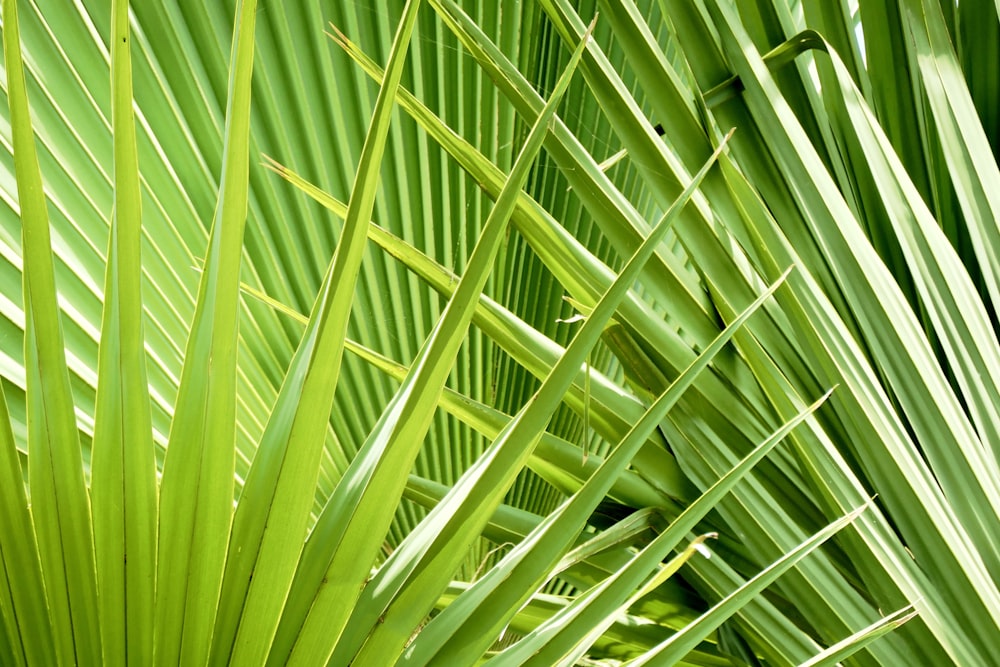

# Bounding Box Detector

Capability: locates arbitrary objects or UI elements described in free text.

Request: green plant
[0,0,997,665]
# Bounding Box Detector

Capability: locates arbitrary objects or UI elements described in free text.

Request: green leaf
[272,14,590,665]
[800,605,918,667]
[631,501,873,665]
[488,386,832,667]
[0,382,53,666]
[498,535,716,667]
[3,1,1000,664]
[407,260,789,664]
[90,1,158,663]
[2,0,100,662]
[267,115,693,506]
[152,0,258,663]
[382,124,730,667]
[210,2,424,664]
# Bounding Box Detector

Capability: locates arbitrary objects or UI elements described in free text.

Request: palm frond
[1,0,998,665]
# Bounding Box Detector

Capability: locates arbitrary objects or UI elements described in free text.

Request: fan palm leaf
[1,0,998,665]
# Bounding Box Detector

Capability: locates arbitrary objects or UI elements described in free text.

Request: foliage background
[1,0,999,664]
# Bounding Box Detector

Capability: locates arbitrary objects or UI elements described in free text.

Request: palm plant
[0,0,998,664]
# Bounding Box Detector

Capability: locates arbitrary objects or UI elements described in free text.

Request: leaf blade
[2,0,101,662]
[152,0,259,663]
[90,1,158,663]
